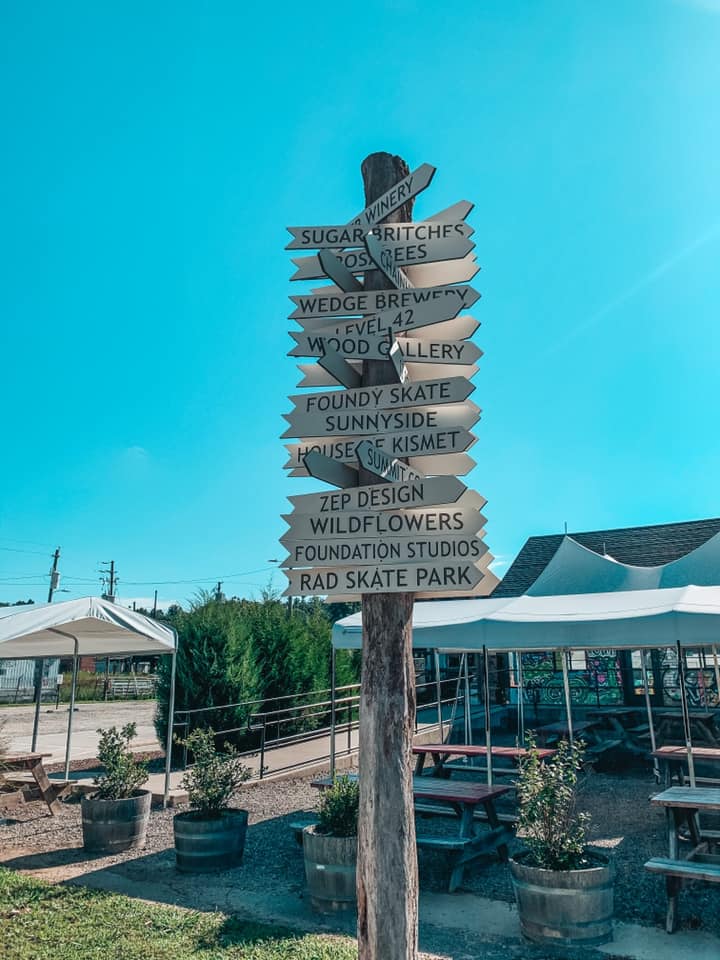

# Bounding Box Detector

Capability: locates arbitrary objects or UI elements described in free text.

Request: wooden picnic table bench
[652,746,720,788]
[655,710,720,748]
[0,753,66,815]
[646,786,720,932]
[413,742,555,779]
[311,773,512,892]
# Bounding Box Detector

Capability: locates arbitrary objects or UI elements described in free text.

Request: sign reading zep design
[281,161,498,598]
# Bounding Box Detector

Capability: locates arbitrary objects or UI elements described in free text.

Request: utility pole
[152,589,158,617]
[214,581,223,602]
[100,560,117,603]
[32,546,61,751]
[356,153,418,960]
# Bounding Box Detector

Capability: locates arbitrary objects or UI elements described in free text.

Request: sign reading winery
[281,162,497,597]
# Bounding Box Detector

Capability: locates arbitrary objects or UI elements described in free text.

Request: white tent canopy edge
[0,597,177,804]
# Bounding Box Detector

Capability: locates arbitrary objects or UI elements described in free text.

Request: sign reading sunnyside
[282,162,495,597]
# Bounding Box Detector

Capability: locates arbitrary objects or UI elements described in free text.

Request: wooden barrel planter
[81,790,152,854]
[302,826,357,913]
[509,852,614,946]
[173,808,248,873]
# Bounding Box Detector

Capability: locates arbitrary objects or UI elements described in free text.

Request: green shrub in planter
[82,723,151,854]
[510,735,614,946]
[317,775,359,838]
[304,775,359,912]
[516,734,590,870]
[174,728,252,872]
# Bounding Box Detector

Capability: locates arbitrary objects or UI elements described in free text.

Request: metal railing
[171,674,473,779]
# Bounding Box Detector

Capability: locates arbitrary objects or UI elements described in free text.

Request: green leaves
[179,728,251,817]
[516,734,590,871]
[317,775,359,838]
[94,723,149,800]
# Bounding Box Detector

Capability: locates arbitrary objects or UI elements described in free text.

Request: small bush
[93,723,149,800]
[515,735,590,871]
[179,728,251,818]
[317,775,359,838]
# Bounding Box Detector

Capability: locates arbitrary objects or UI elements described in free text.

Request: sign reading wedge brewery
[281,159,498,601]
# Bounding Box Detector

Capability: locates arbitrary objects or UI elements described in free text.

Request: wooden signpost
[281,153,497,960]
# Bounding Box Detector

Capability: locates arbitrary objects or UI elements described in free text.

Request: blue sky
[2,0,719,607]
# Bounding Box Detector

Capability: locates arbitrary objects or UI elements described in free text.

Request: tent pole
[483,646,492,785]
[640,650,659,782]
[464,653,473,745]
[676,639,696,788]
[516,651,525,748]
[330,646,336,777]
[63,638,79,781]
[712,645,720,710]
[31,659,44,752]
[561,650,574,743]
[434,650,444,741]
[163,630,179,808]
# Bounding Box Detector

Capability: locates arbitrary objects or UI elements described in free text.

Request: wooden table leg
[668,808,679,860]
[482,798,508,862]
[414,753,426,776]
[666,876,679,934]
[29,760,61,816]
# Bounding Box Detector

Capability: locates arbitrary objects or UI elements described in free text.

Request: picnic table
[655,710,720,748]
[645,786,720,932]
[413,743,554,779]
[652,745,720,787]
[585,705,648,754]
[0,753,65,815]
[311,773,512,892]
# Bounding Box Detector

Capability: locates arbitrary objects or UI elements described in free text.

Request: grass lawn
[0,868,357,960]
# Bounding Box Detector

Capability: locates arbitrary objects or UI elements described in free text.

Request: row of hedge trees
[153,592,360,751]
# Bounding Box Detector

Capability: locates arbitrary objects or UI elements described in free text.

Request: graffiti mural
[660,648,719,707]
[519,650,623,706]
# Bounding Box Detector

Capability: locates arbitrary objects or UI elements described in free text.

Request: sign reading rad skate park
[281,161,497,598]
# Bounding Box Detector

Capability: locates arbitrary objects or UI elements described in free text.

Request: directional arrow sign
[284,427,476,470]
[287,376,474,418]
[298,296,480,341]
[396,339,482,365]
[287,476,467,514]
[302,451,358,489]
[304,311,480,348]
[355,439,425,483]
[290,216,475,286]
[289,284,479,321]
[318,250,363,292]
[281,534,489,569]
[286,162,436,250]
[281,506,485,543]
[296,361,478,389]
[282,561,486,597]
[365,230,412,290]
[408,253,479,287]
[281,401,480,440]
[289,329,392,360]
[287,451,476,478]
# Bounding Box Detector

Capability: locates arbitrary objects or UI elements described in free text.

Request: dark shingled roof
[492,517,720,598]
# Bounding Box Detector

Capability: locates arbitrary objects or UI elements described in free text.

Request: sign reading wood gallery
[281,162,497,598]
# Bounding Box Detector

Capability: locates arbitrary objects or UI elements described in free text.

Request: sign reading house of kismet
[281,162,498,597]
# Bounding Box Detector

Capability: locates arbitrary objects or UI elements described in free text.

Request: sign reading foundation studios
[281,162,498,598]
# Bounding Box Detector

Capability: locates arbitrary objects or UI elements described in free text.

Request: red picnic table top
[413,743,555,760]
[311,773,510,806]
[1,753,53,765]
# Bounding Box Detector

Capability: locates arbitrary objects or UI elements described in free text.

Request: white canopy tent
[0,597,178,803]
[332,585,720,786]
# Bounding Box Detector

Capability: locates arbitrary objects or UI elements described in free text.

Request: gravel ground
[0,765,718,950]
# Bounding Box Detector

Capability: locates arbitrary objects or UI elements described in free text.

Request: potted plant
[509,736,614,946]
[173,727,251,872]
[81,723,151,854]
[303,774,359,913]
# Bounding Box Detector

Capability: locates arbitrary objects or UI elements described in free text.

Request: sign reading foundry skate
[281,161,496,598]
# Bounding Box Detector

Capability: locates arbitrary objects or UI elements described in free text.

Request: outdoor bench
[644,857,720,932]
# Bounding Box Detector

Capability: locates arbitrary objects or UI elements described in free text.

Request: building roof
[492,517,720,598]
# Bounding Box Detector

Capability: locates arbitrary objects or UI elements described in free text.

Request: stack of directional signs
[281,163,498,600]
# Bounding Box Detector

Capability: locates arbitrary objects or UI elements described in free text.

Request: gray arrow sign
[282,560,486,597]
[289,283,479,321]
[287,476,467,515]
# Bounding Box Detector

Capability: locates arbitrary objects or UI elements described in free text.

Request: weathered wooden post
[281,151,496,960]
[357,152,418,960]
